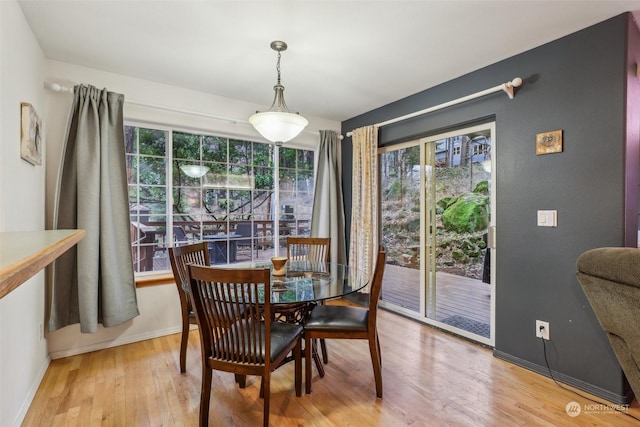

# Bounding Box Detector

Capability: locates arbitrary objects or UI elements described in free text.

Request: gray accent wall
[341,13,639,404]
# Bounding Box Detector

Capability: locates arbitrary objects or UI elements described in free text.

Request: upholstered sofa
[576,247,640,398]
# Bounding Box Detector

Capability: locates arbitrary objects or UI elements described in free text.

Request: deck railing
[131,219,310,272]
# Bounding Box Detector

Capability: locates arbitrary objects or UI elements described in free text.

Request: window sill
[136,273,175,288]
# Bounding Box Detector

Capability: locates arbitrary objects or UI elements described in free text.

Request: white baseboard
[49,326,183,360]
[11,354,51,427]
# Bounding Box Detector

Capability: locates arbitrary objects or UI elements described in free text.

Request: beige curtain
[50,84,139,333]
[348,126,379,292]
[310,130,346,264]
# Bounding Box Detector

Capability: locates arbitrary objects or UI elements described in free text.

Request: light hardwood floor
[23,302,640,426]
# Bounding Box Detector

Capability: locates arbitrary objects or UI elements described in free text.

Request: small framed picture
[20,102,42,165]
[536,130,563,155]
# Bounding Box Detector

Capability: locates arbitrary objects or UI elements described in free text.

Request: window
[472,142,488,156]
[125,125,314,274]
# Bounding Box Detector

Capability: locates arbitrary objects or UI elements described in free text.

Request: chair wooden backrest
[286,237,330,262]
[367,247,387,331]
[168,242,210,293]
[187,265,274,369]
[168,242,211,372]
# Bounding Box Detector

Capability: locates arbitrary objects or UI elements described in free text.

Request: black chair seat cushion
[270,322,304,359]
[214,320,302,362]
[304,305,368,332]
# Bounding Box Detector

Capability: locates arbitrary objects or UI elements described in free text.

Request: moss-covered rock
[452,250,467,262]
[473,180,489,194]
[460,238,476,251]
[436,197,451,215]
[441,193,489,233]
[477,237,487,249]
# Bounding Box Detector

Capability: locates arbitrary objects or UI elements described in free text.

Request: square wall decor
[536,130,563,155]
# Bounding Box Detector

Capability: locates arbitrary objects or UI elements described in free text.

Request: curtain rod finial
[503,77,522,99]
[45,82,74,93]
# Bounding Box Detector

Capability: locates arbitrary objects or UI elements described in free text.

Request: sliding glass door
[379,122,495,346]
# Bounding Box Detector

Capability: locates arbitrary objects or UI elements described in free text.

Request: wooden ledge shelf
[0,229,85,300]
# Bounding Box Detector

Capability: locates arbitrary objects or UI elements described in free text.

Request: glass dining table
[214,260,368,320]
[261,260,368,303]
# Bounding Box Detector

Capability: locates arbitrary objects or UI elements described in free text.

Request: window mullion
[168,129,174,244]
[273,144,280,255]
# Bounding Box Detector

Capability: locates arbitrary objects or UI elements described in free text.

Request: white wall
[43,61,341,358]
[0,2,48,426]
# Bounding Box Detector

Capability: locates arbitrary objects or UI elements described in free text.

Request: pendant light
[249,41,308,145]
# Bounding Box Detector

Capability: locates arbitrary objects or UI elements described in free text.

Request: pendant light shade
[249,111,309,144]
[250,41,308,145]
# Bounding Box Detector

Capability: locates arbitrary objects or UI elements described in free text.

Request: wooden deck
[381,263,491,325]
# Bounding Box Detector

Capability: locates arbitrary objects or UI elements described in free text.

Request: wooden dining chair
[186,264,303,427]
[286,236,330,263]
[168,242,210,373]
[303,247,387,397]
[286,236,331,364]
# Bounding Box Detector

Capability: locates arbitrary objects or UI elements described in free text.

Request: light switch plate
[537,210,557,227]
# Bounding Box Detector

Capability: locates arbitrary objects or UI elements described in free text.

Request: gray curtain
[50,84,139,333]
[310,130,346,264]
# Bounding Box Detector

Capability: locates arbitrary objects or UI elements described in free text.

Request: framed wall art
[20,102,42,165]
[535,129,563,155]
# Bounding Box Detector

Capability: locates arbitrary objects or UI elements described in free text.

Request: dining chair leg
[262,373,271,427]
[369,333,383,398]
[320,338,329,364]
[295,338,302,396]
[179,320,189,373]
[305,334,313,394]
[312,340,325,377]
[376,331,382,367]
[235,374,247,388]
[200,366,212,427]
[315,301,329,364]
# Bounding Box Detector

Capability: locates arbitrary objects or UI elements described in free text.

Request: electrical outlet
[536,320,550,340]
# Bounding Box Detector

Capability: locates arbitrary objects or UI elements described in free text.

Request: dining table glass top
[221,260,368,305]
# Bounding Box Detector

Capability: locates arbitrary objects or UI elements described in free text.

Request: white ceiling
[18,0,640,122]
